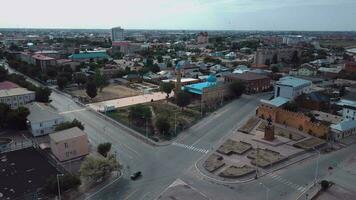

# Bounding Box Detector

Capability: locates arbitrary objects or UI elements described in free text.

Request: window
[64,143,68,148]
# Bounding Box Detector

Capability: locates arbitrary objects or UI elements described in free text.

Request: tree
[74,73,87,87]
[160,82,175,98]
[128,104,152,125]
[86,80,97,99]
[157,55,163,63]
[291,50,299,64]
[6,107,30,130]
[55,119,84,131]
[272,54,278,64]
[0,103,10,128]
[321,180,330,190]
[284,102,299,112]
[229,80,246,98]
[176,91,191,110]
[97,142,112,157]
[0,67,8,81]
[44,174,81,195]
[94,69,108,92]
[155,116,170,135]
[57,76,68,90]
[271,66,279,73]
[80,155,120,182]
[35,87,52,103]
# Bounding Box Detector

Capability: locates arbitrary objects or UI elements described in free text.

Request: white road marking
[172,142,209,154]
[59,108,86,114]
[268,173,305,192]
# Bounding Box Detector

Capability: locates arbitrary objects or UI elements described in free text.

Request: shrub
[97,142,112,157]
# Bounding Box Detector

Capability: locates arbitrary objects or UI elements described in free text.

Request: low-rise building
[49,127,89,162]
[336,99,356,120]
[25,102,64,137]
[32,54,56,72]
[0,84,35,109]
[274,76,312,100]
[331,120,356,141]
[69,51,111,62]
[224,72,271,93]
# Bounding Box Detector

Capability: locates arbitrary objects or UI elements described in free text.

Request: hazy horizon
[1,0,356,31]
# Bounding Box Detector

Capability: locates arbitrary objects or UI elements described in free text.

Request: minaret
[175,61,183,95]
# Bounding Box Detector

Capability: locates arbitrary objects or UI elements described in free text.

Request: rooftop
[261,97,289,107]
[331,120,356,132]
[336,99,356,109]
[0,87,35,98]
[69,51,110,60]
[184,82,216,95]
[277,76,311,88]
[226,72,269,81]
[49,127,87,143]
[32,54,55,61]
[0,81,19,90]
[25,102,63,123]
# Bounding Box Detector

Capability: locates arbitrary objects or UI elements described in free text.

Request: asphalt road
[4,61,355,200]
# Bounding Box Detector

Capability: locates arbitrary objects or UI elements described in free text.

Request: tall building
[111,26,124,41]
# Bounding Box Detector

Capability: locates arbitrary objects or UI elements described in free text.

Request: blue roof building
[69,51,111,61]
[275,76,312,100]
[331,120,356,140]
[184,74,217,95]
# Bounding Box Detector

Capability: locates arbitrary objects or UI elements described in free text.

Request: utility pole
[174,112,177,136]
[145,119,148,138]
[314,148,320,185]
[57,174,64,200]
[255,146,259,179]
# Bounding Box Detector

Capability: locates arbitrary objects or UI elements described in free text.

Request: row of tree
[0,103,30,130]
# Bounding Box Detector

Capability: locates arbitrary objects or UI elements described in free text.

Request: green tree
[74,73,87,87]
[321,180,330,190]
[94,69,108,92]
[160,82,175,98]
[55,119,84,131]
[128,104,152,125]
[284,102,299,112]
[0,67,8,81]
[155,116,170,135]
[6,107,30,130]
[80,155,120,182]
[157,55,163,63]
[35,87,52,103]
[176,91,191,110]
[0,103,10,128]
[44,174,81,195]
[57,76,68,90]
[229,80,246,98]
[86,80,97,99]
[97,142,112,157]
[272,54,278,64]
[271,66,279,73]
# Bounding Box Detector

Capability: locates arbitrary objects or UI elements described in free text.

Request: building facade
[0,87,35,109]
[49,127,89,162]
[25,102,65,137]
[274,76,312,100]
[111,26,124,41]
[254,47,299,65]
[224,72,271,93]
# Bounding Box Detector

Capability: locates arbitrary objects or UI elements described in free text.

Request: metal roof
[277,76,311,88]
[331,120,356,132]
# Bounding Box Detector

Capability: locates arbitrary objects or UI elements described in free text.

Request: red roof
[0,81,19,90]
[112,41,130,47]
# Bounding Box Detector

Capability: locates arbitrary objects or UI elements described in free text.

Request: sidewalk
[88,92,171,111]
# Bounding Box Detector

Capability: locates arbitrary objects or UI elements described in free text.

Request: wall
[30,117,65,137]
[50,134,89,162]
[256,104,329,138]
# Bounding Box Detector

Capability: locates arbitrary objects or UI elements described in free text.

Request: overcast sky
[1,0,356,31]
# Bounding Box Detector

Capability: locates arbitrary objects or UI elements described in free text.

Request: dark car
[130,171,142,180]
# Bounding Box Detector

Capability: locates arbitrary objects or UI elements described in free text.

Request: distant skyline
[1,0,356,31]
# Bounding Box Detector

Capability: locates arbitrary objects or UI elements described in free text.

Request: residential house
[331,120,356,141]
[49,127,89,162]
[69,51,111,62]
[25,102,64,137]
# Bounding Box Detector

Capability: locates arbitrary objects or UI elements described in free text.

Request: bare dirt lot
[68,84,141,102]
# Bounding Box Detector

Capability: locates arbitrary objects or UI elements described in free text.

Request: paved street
[4,63,356,200]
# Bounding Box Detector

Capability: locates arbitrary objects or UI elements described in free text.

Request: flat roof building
[0,86,35,109]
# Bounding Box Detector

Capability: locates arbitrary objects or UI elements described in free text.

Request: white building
[0,87,35,109]
[274,76,312,100]
[111,26,124,41]
[336,99,356,120]
[25,102,65,137]
[331,120,356,141]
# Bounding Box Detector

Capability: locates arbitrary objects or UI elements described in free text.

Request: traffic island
[203,154,225,172]
[247,148,286,168]
[217,139,252,155]
[219,165,256,178]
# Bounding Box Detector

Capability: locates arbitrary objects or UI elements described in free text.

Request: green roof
[69,52,110,60]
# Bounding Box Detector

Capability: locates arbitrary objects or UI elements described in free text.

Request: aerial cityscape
[1,0,356,200]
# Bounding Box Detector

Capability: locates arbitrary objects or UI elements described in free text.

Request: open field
[68,84,140,102]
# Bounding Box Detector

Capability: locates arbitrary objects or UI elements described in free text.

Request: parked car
[130,171,142,180]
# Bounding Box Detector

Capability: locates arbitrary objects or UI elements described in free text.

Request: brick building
[256,104,330,138]
[344,62,356,73]
[224,72,271,93]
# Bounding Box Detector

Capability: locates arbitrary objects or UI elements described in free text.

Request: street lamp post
[56,174,64,200]
[259,182,270,200]
[314,148,321,185]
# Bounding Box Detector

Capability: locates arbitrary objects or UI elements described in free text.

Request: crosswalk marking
[172,142,209,154]
[268,173,306,192]
[59,108,86,114]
